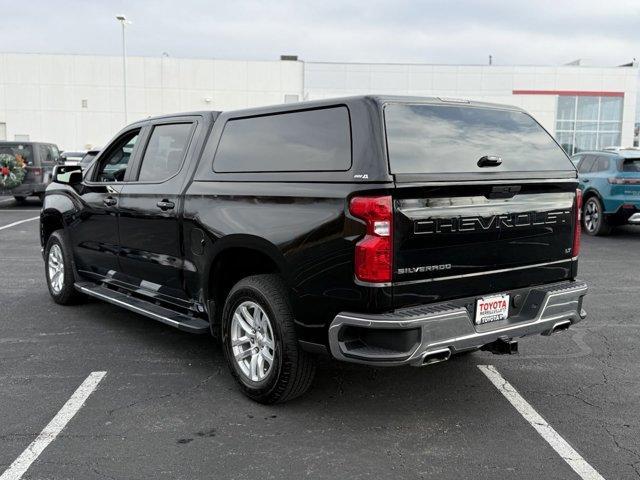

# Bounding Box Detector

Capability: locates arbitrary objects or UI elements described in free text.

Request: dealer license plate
[475,294,510,325]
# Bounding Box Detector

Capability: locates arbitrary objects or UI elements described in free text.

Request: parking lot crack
[603,424,640,477]
[91,466,119,480]
[107,372,218,417]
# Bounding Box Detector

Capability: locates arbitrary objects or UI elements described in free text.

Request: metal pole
[121,22,128,124]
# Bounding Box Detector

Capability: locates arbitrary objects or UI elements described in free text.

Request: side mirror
[53,164,83,185]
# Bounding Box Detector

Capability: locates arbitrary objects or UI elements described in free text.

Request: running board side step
[75,282,210,334]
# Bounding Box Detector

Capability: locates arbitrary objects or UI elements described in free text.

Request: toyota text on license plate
[475,294,509,325]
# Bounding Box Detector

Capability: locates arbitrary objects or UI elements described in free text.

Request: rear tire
[45,231,83,305]
[221,274,316,404]
[13,196,26,204]
[582,196,612,236]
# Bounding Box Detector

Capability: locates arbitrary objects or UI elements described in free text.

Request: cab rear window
[384,104,572,174]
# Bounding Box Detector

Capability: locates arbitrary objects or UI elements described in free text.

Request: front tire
[582,196,612,236]
[14,196,26,204]
[221,274,316,404]
[45,231,83,305]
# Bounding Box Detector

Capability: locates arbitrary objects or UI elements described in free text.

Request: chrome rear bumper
[328,280,588,366]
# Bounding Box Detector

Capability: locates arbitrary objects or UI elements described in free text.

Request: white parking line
[0,371,107,480]
[478,365,605,480]
[0,217,38,232]
[0,210,43,213]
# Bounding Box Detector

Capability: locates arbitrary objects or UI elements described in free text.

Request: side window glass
[578,155,596,173]
[572,155,582,169]
[49,145,60,163]
[592,157,610,172]
[213,106,352,173]
[137,123,193,182]
[39,145,52,164]
[40,145,59,164]
[95,130,140,182]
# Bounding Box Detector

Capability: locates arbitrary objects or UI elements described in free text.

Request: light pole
[116,15,131,124]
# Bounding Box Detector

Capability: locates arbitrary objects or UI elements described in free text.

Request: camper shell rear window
[384,104,573,174]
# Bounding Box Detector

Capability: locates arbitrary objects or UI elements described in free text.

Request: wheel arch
[40,210,65,248]
[582,188,604,205]
[205,235,289,336]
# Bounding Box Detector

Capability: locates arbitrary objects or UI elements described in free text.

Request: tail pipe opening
[422,348,451,365]
[551,320,571,334]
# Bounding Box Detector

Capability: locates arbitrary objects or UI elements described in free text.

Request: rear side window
[621,159,640,172]
[578,155,596,173]
[38,144,60,164]
[213,107,351,172]
[384,104,572,174]
[137,123,193,182]
[591,156,611,172]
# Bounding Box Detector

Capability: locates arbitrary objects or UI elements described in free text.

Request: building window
[555,95,623,155]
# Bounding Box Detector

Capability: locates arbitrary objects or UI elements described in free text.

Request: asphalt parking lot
[1,195,639,480]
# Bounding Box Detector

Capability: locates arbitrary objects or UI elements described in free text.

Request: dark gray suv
[0,141,60,202]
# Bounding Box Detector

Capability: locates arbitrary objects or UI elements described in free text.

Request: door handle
[103,196,117,207]
[582,178,590,183]
[156,199,175,211]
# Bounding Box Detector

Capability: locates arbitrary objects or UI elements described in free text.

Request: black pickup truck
[41,96,588,403]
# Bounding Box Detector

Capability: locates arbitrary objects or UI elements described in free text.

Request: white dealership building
[0,52,637,155]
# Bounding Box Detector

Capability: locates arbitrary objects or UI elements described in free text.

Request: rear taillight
[572,189,582,257]
[608,177,640,185]
[349,195,393,283]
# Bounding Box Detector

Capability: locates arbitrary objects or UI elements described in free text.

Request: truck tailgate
[392,182,578,308]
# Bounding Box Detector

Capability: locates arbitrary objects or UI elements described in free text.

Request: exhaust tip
[551,320,571,334]
[422,348,451,365]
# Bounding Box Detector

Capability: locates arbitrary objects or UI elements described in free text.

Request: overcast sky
[1,0,639,66]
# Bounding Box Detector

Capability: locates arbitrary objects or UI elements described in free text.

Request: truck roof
[136,95,523,125]
[129,110,221,126]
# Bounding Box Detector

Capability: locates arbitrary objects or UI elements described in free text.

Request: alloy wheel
[584,199,600,233]
[48,244,65,294]
[230,301,276,382]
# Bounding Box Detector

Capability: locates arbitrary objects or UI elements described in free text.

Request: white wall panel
[247,62,282,92]
[214,60,248,91]
[143,57,162,88]
[5,85,40,110]
[280,61,304,92]
[127,87,147,113]
[4,54,41,85]
[40,85,74,111]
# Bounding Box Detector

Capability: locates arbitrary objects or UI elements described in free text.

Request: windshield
[384,104,573,174]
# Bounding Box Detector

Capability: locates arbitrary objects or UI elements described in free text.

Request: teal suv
[572,149,640,235]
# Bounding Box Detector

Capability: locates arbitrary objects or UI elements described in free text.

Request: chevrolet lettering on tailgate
[414,210,572,235]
